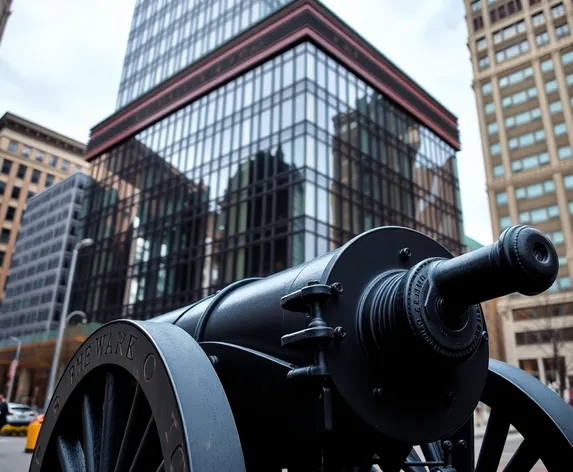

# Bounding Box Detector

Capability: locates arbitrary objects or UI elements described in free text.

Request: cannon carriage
[30,225,573,472]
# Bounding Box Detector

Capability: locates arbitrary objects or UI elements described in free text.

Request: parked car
[6,403,37,426]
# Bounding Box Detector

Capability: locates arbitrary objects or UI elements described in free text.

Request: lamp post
[6,336,21,403]
[44,238,93,411]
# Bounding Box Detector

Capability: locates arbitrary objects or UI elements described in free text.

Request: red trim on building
[86,0,460,160]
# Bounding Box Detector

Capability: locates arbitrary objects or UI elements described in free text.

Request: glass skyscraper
[116,0,289,108]
[73,0,464,323]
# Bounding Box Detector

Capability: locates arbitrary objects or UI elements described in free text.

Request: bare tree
[532,304,573,399]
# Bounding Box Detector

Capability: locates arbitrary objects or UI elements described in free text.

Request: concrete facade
[464,0,573,390]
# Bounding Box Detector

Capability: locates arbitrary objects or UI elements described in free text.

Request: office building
[0,0,12,46]
[0,172,92,340]
[0,113,90,304]
[464,0,573,388]
[71,0,464,325]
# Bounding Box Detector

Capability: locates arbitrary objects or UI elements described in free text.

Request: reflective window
[554,123,567,135]
[505,107,541,127]
[556,23,570,39]
[493,163,505,176]
[487,122,499,135]
[536,32,549,46]
[519,205,559,223]
[547,230,565,245]
[477,37,488,51]
[499,66,533,88]
[496,191,508,205]
[508,129,545,149]
[549,101,563,114]
[485,102,495,114]
[541,58,554,72]
[493,20,526,44]
[562,50,573,65]
[501,87,537,108]
[531,12,545,26]
[74,42,464,322]
[7,140,17,153]
[559,146,572,160]
[479,56,490,69]
[545,79,558,93]
[511,152,550,172]
[495,40,529,63]
[482,81,492,95]
[515,179,555,200]
[552,3,565,18]
[500,216,512,229]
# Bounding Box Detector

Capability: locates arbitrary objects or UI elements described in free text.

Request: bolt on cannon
[30,225,573,472]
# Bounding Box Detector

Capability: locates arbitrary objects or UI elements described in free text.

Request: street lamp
[44,238,94,411]
[6,336,21,403]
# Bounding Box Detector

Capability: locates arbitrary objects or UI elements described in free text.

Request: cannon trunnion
[31,225,573,472]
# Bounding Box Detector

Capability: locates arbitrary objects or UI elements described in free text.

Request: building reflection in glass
[74,43,463,323]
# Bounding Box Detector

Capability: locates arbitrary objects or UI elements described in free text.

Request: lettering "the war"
[94,331,137,361]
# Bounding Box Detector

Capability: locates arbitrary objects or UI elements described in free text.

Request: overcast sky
[0,0,493,244]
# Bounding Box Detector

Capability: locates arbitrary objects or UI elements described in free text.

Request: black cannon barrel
[432,225,558,307]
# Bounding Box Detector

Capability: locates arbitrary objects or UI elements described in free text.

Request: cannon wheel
[402,359,573,472]
[30,319,246,472]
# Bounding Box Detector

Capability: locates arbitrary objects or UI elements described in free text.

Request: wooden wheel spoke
[502,439,540,472]
[113,384,150,472]
[81,393,101,472]
[57,436,87,472]
[475,409,510,472]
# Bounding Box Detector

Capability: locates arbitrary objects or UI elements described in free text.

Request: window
[2,159,12,174]
[474,15,484,31]
[541,58,554,72]
[559,277,571,290]
[496,191,508,205]
[515,179,555,199]
[491,143,501,156]
[505,107,541,127]
[499,66,533,88]
[477,37,487,51]
[550,101,563,114]
[564,173,573,188]
[554,123,567,135]
[31,169,40,184]
[531,12,545,26]
[45,174,54,187]
[552,3,565,18]
[520,205,559,223]
[545,79,558,93]
[471,0,481,12]
[487,122,499,135]
[0,181,4,195]
[496,40,529,63]
[0,229,10,243]
[21,146,32,157]
[562,50,573,65]
[482,82,493,95]
[559,256,567,266]
[479,56,490,69]
[0,251,4,266]
[485,102,495,114]
[559,146,572,160]
[493,164,505,176]
[49,155,58,167]
[547,231,564,245]
[493,20,526,44]
[11,186,20,200]
[27,191,35,200]
[61,159,70,171]
[556,24,570,39]
[536,32,549,46]
[501,87,537,108]
[36,151,45,162]
[7,140,17,152]
[500,216,512,230]
[508,129,545,149]
[6,206,16,221]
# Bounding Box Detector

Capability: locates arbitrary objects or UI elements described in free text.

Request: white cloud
[0,0,493,245]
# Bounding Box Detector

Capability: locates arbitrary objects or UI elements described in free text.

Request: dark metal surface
[411,359,573,472]
[30,320,245,472]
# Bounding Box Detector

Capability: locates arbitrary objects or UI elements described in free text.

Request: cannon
[30,225,573,472]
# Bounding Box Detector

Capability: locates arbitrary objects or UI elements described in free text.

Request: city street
[0,433,547,472]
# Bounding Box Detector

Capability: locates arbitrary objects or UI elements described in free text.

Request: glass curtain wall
[117,0,290,108]
[75,42,462,322]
